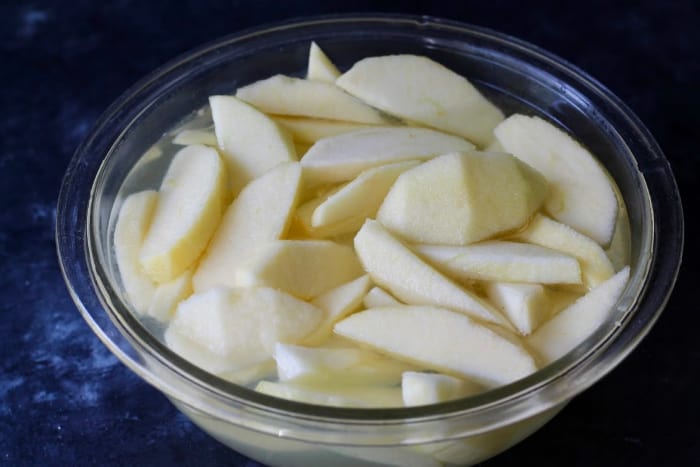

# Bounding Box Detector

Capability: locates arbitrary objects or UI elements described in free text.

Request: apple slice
[171,129,217,147]
[114,190,158,314]
[429,241,582,285]
[335,306,537,386]
[605,185,632,271]
[377,151,548,245]
[527,266,630,364]
[307,41,341,82]
[139,145,228,283]
[512,214,615,289]
[165,286,323,372]
[210,95,297,194]
[300,127,475,185]
[485,282,550,336]
[363,287,402,308]
[294,194,365,239]
[402,372,483,406]
[336,54,504,146]
[273,116,378,145]
[147,269,193,322]
[236,74,386,124]
[494,114,618,245]
[354,220,509,328]
[255,380,403,408]
[235,240,364,299]
[192,162,302,293]
[218,360,277,386]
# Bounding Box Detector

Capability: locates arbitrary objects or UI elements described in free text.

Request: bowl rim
[56,13,683,445]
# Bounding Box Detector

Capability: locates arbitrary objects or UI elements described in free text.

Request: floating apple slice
[193,162,302,293]
[165,287,323,372]
[363,287,402,308]
[336,54,504,146]
[527,266,630,364]
[494,114,618,246]
[171,129,217,147]
[354,220,509,328]
[300,127,475,185]
[485,282,550,336]
[236,75,387,124]
[139,145,228,283]
[147,269,193,322]
[235,240,364,300]
[512,214,615,289]
[210,95,296,194]
[255,380,404,408]
[335,306,537,387]
[402,372,484,406]
[377,151,548,245]
[273,116,379,144]
[307,41,341,82]
[114,190,158,314]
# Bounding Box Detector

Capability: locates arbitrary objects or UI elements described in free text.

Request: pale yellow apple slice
[255,380,403,408]
[235,74,386,124]
[218,359,277,386]
[192,162,302,293]
[300,127,475,185]
[114,190,158,313]
[377,151,548,245]
[307,41,341,82]
[311,160,420,228]
[294,194,364,238]
[336,54,504,146]
[512,213,615,289]
[165,286,323,372]
[273,116,378,144]
[485,282,550,336]
[494,114,618,245]
[234,240,364,299]
[139,145,228,283]
[303,274,372,344]
[147,269,193,322]
[335,306,537,386]
[527,266,630,364]
[401,372,484,406]
[171,129,217,147]
[605,184,632,270]
[354,220,509,328]
[210,95,296,194]
[363,286,402,308]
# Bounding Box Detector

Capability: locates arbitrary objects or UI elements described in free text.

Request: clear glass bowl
[56,14,683,467]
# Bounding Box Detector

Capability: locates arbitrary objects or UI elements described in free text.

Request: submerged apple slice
[300,127,475,185]
[210,95,296,194]
[377,152,548,245]
[147,269,193,322]
[485,282,550,336]
[273,116,377,144]
[255,380,403,408]
[139,145,228,283]
[527,266,630,364]
[307,41,341,82]
[335,306,537,387]
[236,75,386,124]
[363,287,402,308]
[172,129,218,147]
[192,162,302,293]
[402,372,483,406]
[336,54,504,146]
[354,220,509,328]
[494,114,618,246]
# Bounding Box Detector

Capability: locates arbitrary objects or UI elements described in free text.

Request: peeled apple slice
[236,75,387,124]
[171,129,217,147]
[192,162,302,293]
[114,190,158,314]
[494,114,618,245]
[335,306,537,387]
[336,54,504,146]
[401,372,483,406]
[377,151,548,245]
[307,41,341,82]
[255,380,403,408]
[273,116,377,144]
[139,145,228,283]
[300,127,475,185]
[363,287,402,308]
[527,266,630,364]
[485,282,550,336]
[210,95,296,194]
[147,269,193,322]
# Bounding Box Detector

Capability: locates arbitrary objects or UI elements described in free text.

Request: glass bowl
[56,14,683,467]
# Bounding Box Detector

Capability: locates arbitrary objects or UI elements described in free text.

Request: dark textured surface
[1,1,697,466]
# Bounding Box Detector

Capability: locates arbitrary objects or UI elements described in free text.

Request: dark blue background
[1,1,697,465]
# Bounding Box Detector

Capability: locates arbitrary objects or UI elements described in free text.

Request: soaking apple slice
[494,114,618,246]
[139,145,228,283]
[192,162,302,293]
[335,306,537,387]
[171,128,218,147]
[336,54,504,147]
[402,372,484,406]
[363,287,402,308]
[485,282,550,336]
[210,95,296,194]
[273,116,378,145]
[236,75,387,124]
[527,266,630,364]
[147,269,193,322]
[354,220,509,328]
[307,41,341,82]
[377,151,548,245]
[300,127,475,185]
[255,381,404,408]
